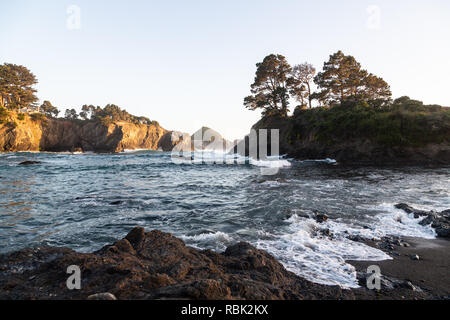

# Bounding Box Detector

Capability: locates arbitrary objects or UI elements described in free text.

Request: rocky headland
[0,112,232,154]
[234,98,450,165]
[0,112,170,153]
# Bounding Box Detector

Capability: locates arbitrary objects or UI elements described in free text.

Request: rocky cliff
[158,127,233,153]
[234,102,450,165]
[0,112,169,153]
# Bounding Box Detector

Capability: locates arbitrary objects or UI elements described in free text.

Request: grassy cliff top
[0,108,162,129]
[254,97,450,148]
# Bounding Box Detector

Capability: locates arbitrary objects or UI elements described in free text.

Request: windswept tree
[64,108,78,120]
[80,104,96,120]
[244,54,292,117]
[313,51,391,106]
[0,63,38,110]
[40,100,59,118]
[289,63,316,109]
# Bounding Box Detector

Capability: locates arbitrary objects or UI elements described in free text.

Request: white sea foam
[249,158,291,168]
[255,215,391,288]
[301,158,337,164]
[369,203,436,239]
[181,231,233,250]
[174,151,292,169]
[182,231,232,242]
[255,203,437,288]
[121,148,151,153]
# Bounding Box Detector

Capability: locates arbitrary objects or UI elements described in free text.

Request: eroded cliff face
[234,115,450,165]
[0,113,168,153]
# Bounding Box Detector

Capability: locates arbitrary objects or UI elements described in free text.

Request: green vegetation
[0,63,38,110]
[290,97,450,147]
[77,104,157,126]
[40,101,59,118]
[245,51,448,148]
[244,50,392,115]
[30,113,47,122]
[312,51,391,107]
[0,107,9,124]
[0,64,158,127]
[244,54,292,117]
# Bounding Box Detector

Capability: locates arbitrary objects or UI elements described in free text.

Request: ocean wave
[180,231,234,251]
[370,203,436,239]
[255,201,438,288]
[300,158,337,164]
[255,215,391,289]
[172,152,292,168]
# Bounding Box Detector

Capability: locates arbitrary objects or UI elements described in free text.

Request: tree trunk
[307,83,312,109]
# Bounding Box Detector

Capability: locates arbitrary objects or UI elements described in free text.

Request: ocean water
[0,151,448,288]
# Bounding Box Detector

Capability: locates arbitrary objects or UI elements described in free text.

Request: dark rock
[110,201,123,205]
[395,204,450,239]
[419,214,437,226]
[314,211,328,223]
[87,292,117,300]
[395,203,428,218]
[0,228,355,300]
[347,235,365,243]
[124,227,145,248]
[411,254,420,261]
[150,279,232,300]
[18,161,41,166]
[434,226,450,238]
[401,242,410,248]
[321,229,333,238]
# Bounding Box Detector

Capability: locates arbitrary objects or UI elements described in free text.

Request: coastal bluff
[234,98,450,165]
[0,112,234,154]
[0,112,177,153]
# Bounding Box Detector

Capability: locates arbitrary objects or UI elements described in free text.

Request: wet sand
[348,237,450,299]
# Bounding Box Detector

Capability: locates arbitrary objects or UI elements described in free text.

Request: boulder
[395,204,450,238]
[0,227,352,300]
[87,292,117,300]
[18,161,41,166]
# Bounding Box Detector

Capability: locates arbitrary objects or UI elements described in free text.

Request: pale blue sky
[1,0,449,140]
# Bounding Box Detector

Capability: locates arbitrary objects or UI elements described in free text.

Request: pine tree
[313,51,391,106]
[244,54,292,116]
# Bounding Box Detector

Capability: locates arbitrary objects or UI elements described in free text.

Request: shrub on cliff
[0,107,8,123]
[290,97,450,147]
[30,113,47,123]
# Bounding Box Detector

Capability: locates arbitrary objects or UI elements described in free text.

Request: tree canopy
[313,51,391,106]
[64,108,79,120]
[244,51,393,115]
[0,63,38,110]
[244,54,293,117]
[40,100,59,118]
[289,63,316,109]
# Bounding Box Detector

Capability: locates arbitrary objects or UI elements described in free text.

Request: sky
[1,0,449,140]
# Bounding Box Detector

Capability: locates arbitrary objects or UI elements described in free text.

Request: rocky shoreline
[0,204,448,300]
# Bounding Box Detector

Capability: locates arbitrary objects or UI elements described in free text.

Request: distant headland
[1,52,449,164]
